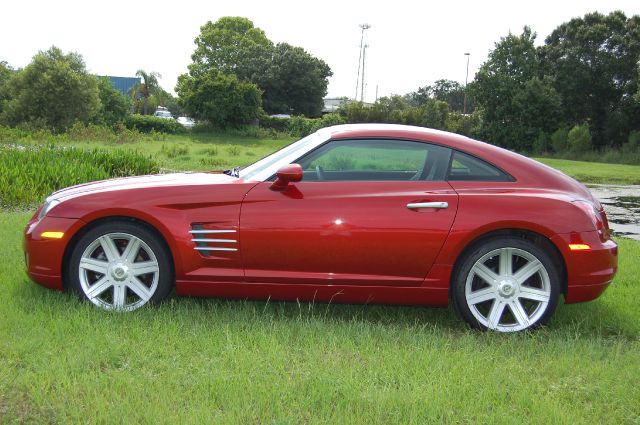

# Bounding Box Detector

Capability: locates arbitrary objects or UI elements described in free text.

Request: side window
[448,151,513,181]
[296,139,451,182]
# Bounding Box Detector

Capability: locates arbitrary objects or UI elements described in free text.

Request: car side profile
[24,124,618,332]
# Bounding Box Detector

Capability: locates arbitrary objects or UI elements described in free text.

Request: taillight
[572,200,609,242]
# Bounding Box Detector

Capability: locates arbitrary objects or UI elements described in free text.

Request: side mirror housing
[270,164,303,191]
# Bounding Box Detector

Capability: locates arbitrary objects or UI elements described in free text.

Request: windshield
[239,131,328,181]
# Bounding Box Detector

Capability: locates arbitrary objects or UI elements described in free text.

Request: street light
[355,23,371,100]
[361,43,369,102]
[463,52,470,114]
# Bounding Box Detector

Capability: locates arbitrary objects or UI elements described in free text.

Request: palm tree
[131,70,161,115]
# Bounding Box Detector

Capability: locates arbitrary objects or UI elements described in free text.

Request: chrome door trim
[406,202,449,209]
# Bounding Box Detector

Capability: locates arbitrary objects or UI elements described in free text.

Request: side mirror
[270,164,303,191]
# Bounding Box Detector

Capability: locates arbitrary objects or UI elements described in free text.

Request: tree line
[0,12,638,156]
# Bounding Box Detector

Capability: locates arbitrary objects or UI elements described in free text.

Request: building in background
[103,76,140,95]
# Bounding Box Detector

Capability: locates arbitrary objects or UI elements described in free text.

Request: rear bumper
[551,231,618,303]
[23,215,86,291]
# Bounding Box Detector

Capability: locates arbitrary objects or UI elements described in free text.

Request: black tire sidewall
[452,237,560,331]
[67,220,173,307]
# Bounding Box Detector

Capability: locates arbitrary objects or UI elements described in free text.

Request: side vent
[190,224,238,257]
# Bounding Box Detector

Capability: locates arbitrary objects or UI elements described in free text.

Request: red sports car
[24,124,618,332]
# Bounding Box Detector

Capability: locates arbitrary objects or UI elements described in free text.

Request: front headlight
[37,199,61,220]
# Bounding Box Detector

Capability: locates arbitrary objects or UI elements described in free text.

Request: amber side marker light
[568,243,591,251]
[41,231,64,239]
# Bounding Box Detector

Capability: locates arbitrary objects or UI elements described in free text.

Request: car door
[240,138,458,286]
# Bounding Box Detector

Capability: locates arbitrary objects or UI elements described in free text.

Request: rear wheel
[452,237,560,332]
[68,221,173,311]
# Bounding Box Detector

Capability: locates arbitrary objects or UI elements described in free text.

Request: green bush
[551,127,569,153]
[0,145,159,208]
[623,130,640,152]
[259,116,290,133]
[567,124,592,153]
[125,114,185,134]
[531,132,550,155]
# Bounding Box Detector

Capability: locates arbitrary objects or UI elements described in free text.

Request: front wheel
[452,237,560,332]
[68,221,173,311]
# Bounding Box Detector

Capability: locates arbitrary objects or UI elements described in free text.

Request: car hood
[48,172,238,202]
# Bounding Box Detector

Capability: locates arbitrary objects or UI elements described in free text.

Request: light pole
[361,43,369,102]
[355,23,371,100]
[463,52,470,114]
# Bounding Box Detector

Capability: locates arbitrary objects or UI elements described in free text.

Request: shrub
[531,132,550,155]
[0,145,159,208]
[551,127,569,153]
[623,130,640,152]
[568,124,592,153]
[259,116,290,133]
[125,114,185,134]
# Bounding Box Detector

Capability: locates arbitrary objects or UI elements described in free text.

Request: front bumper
[23,215,86,290]
[551,231,618,303]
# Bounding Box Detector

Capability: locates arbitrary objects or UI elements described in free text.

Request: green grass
[63,132,294,172]
[535,158,640,185]
[1,211,638,423]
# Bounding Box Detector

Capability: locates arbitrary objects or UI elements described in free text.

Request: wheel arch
[449,228,568,297]
[61,215,176,290]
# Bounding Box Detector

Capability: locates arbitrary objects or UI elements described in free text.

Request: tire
[67,220,173,311]
[451,237,560,332]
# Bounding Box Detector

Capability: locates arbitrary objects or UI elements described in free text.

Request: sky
[1,0,638,103]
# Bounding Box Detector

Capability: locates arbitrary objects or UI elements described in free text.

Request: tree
[0,61,14,116]
[471,27,561,150]
[130,70,161,115]
[1,46,100,131]
[192,16,273,82]
[187,17,332,117]
[96,77,129,125]
[541,12,640,148]
[258,43,332,116]
[175,68,262,128]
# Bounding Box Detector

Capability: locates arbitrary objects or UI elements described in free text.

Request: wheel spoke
[519,286,551,303]
[466,287,496,305]
[499,248,513,276]
[99,235,120,262]
[131,261,159,276]
[79,258,108,275]
[121,237,141,263]
[509,300,530,328]
[473,263,498,286]
[514,259,543,285]
[113,285,126,308]
[127,276,153,301]
[85,276,111,299]
[487,300,506,329]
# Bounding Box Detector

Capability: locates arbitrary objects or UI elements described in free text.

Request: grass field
[64,133,294,172]
[1,210,639,423]
[535,158,640,185]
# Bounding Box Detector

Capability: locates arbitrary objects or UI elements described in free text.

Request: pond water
[588,184,640,241]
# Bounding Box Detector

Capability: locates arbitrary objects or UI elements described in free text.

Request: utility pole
[355,23,371,100]
[375,84,379,102]
[463,52,470,114]
[361,43,369,102]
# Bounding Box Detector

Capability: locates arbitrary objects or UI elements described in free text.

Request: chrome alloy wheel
[78,232,160,311]
[465,247,552,332]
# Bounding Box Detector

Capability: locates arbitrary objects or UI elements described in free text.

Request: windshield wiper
[223,166,240,178]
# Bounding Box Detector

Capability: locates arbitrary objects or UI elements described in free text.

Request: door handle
[406,201,449,210]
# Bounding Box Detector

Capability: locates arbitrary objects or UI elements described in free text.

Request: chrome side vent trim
[190,225,238,256]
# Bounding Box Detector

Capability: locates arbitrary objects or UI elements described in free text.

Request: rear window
[448,151,513,182]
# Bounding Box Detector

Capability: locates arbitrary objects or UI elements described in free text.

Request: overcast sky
[1,0,637,102]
